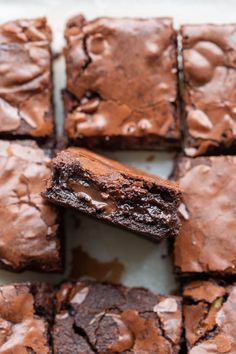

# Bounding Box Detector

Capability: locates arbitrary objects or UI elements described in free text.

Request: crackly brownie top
[0,140,60,270]
[182,24,236,156]
[64,16,179,140]
[174,155,236,274]
[0,17,53,137]
[184,280,236,353]
[54,282,182,353]
[0,283,51,353]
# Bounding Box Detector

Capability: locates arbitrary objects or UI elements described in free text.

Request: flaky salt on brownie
[53,281,182,353]
[63,16,180,150]
[0,18,54,140]
[173,155,236,276]
[181,24,236,156]
[183,280,236,353]
[0,140,62,271]
[43,147,181,242]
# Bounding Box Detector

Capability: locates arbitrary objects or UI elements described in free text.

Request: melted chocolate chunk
[0,140,61,271]
[0,18,54,140]
[63,16,180,150]
[181,24,236,156]
[43,147,181,242]
[53,281,182,354]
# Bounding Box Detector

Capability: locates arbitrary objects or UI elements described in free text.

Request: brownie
[43,147,181,242]
[173,155,236,276]
[0,18,54,140]
[183,280,236,353]
[53,281,182,353]
[181,24,236,156]
[0,282,53,353]
[63,16,180,150]
[0,140,61,271]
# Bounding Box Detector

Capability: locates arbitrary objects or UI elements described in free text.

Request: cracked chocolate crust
[63,15,180,150]
[43,147,181,242]
[0,18,55,140]
[0,140,62,272]
[183,280,236,353]
[53,281,182,354]
[0,282,53,353]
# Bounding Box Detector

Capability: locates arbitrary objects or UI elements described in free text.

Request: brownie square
[53,281,182,353]
[0,140,61,271]
[63,16,180,150]
[181,24,236,156]
[183,280,236,353]
[0,18,54,140]
[43,147,181,242]
[0,282,53,353]
[173,155,236,275]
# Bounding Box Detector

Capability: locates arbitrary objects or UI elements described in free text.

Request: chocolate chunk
[43,147,181,242]
[181,24,236,156]
[53,281,182,353]
[0,18,54,140]
[63,16,180,150]
[0,140,62,271]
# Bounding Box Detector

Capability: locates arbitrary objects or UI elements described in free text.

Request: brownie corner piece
[0,17,54,140]
[63,16,180,150]
[181,23,236,156]
[173,154,236,276]
[0,282,53,353]
[183,280,236,353]
[53,281,182,353]
[43,147,181,242]
[0,140,62,272]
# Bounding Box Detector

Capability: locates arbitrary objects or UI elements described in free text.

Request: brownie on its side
[173,155,236,276]
[63,16,180,150]
[53,281,182,354]
[43,147,181,242]
[0,18,54,140]
[181,24,236,156]
[0,282,53,353]
[0,140,61,271]
[183,280,236,353]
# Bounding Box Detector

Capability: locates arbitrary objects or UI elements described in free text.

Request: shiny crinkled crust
[63,16,180,149]
[53,281,182,354]
[0,17,54,139]
[174,155,236,275]
[183,280,236,354]
[0,282,52,353]
[0,140,61,271]
[181,24,236,156]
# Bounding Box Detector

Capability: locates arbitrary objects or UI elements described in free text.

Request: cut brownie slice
[0,18,54,140]
[183,280,236,353]
[173,155,236,275]
[43,147,181,242]
[53,281,182,353]
[0,282,53,353]
[0,140,62,271]
[63,16,180,150]
[181,24,236,156]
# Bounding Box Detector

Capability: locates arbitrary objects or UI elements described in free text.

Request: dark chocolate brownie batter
[43,147,181,242]
[0,18,54,139]
[53,281,182,353]
[64,16,180,149]
[173,155,236,275]
[0,140,61,271]
[181,24,236,156]
[183,280,236,353]
[0,282,53,353]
